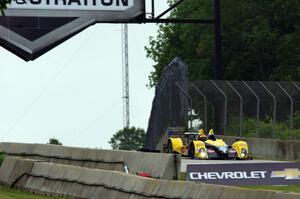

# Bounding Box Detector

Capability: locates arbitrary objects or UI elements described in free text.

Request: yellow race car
[164,129,250,160]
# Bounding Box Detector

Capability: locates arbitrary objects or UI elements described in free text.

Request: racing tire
[166,140,173,153]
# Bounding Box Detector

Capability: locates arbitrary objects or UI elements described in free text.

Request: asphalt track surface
[181,158,286,172]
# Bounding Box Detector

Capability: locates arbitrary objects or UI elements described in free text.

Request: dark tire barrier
[1,157,300,199]
[145,57,189,151]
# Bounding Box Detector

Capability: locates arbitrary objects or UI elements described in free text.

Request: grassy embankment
[242,185,300,193]
[0,186,68,199]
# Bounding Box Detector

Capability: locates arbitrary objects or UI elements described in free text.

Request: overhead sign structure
[186,162,300,186]
[0,0,145,60]
[9,0,134,11]
[5,0,143,18]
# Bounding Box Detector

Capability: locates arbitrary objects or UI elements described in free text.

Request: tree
[47,138,62,145]
[109,127,145,150]
[0,0,11,15]
[146,0,300,87]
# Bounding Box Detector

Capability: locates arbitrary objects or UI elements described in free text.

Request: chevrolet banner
[186,162,300,185]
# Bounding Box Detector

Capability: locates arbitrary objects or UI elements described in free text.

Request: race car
[163,128,250,160]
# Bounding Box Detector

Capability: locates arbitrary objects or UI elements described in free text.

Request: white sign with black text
[9,0,134,11]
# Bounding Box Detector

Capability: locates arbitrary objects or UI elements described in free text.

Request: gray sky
[0,1,168,149]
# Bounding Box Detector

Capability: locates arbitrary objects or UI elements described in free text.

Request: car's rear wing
[184,132,199,135]
[167,128,198,137]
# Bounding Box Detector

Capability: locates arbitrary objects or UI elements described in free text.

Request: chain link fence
[145,58,300,150]
[187,80,300,139]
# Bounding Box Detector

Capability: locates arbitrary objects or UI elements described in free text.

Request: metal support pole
[276,82,293,137]
[214,0,223,80]
[243,81,260,137]
[210,80,227,133]
[293,82,300,91]
[156,0,185,19]
[151,0,155,18]
[143,0,214,24]
[226,81,243,136]
[191,82,208,131]
[122,24,130,128]
[175,82,193,129]
[143,18,214,24]
[259,81,276,138]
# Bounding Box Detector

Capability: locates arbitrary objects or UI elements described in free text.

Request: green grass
[0,186,67,199]
[241,185,300,193]
[179,172,187,180]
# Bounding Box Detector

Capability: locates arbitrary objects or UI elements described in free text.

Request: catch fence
[185,80,300,139]
[145,58,300,150]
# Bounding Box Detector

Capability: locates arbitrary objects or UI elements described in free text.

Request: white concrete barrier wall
[1,157,299,199]
[0,157,37,186]
[0,142,180,180]
[219,136,300,160]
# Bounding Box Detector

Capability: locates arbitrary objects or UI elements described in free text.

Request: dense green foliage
[227,117,300,139]
[146,0,300,87]
[109,127,145,150]
[225,111,300,139]
[47,138,62,145]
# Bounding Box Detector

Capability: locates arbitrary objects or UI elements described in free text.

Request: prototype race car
[164,129,250,160]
